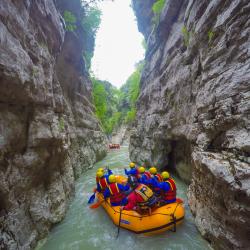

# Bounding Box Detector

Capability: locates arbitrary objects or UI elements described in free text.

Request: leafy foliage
[152,0,166,26]
[92,78,122,134]
[152,0,166,14]
[63,10,77,31]
[208,30,215,44]
[92,62,144,135]
[59,117,65,132]
[181,26,190,47]
[61,1,101,70]
[82,6,101,69]
[82,7,101,36]
[125,108,136,124]
[118,61,144,125]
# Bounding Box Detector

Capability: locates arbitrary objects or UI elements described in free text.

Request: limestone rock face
[111,125,131,145]
[131,0,250,248]
[0,0,107,249]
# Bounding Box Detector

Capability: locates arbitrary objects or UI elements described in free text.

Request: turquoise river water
[38,146,211,250]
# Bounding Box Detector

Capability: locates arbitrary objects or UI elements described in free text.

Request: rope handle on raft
[169,200,182,232]
[170,214,177,232]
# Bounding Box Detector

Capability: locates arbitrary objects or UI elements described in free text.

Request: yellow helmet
[97,167,104,172]
[129,162,136,168]
[162,171,170,179]
[138,167,145,173]
[149,167,157,174]
[108,175,116,183]
[96,171,104,178]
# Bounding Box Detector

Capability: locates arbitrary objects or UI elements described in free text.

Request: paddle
[90,199,106,209]
[88,192,96,204]
[116,208,122,239]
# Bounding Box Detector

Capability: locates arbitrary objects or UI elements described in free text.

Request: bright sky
[90,0,145,88]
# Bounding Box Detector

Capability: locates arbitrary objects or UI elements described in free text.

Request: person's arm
[119,183,129,192]
[103,188,110,199]
[141,175,150,184]
[97,183,101,192]
[124,193,136,210]
[162,182,171,192]
[130,169,137,175]
[107,169,113,175]
[158,182,170,192]
[151,177,159,186]
[124,168,129,175]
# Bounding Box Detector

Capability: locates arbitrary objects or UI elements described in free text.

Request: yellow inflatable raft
[97,192,185,235]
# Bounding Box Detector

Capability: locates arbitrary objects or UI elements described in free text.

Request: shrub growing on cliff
[82,6,101,69]
[59,117,65,132]
[63,10,77,31]
[92,78,122,134]
[181,26,190,47]
[92,78,107,122]
[125,108,136,124]
[119,61,144,125]
[152,0,166,26]
[208,30,215,45]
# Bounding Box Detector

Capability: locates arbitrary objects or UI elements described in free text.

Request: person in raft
[121,176,157,214]
[103,175,130,206]
[96,170,110,193]
[137,166,151,185]
[124,162,139,177]
[99,167,113,177]
[147,167,163,197]
[96,167,113,182]
[157,171,177,205]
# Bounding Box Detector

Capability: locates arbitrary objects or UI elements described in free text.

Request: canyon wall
[131,0,250,249]
[0,0,107,249]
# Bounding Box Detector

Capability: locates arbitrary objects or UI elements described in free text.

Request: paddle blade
[90,201,102,209]
[176,198,184,204]
[88,193,96,204]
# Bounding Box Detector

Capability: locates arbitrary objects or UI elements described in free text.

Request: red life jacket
[163,178,176,201]
[144,171,151,179]
[155,173,163,182]
[135,168,140,179]
[99,177,108,190]
[108,183,125,204]
[96,176,100,183]
[134,184,155,209]
[138,171,150,180]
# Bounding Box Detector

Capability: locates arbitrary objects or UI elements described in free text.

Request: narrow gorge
[0,0,249,250]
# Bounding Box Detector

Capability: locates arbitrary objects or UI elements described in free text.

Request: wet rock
[132,0,250,248]
[111,125,131,145]
[0,0,107,249]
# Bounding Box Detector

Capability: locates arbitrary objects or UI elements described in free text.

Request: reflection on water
[39,146,211,250]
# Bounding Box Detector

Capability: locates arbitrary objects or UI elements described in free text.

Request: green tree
[82,6,101,69]
[92,78,107,121]
[119,61,144,125]
[92,62,144,135]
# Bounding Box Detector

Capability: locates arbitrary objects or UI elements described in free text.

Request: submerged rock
[131,0,250,248]
[0,0,107,249]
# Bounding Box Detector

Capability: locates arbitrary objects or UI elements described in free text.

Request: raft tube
[97,192,185,235]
